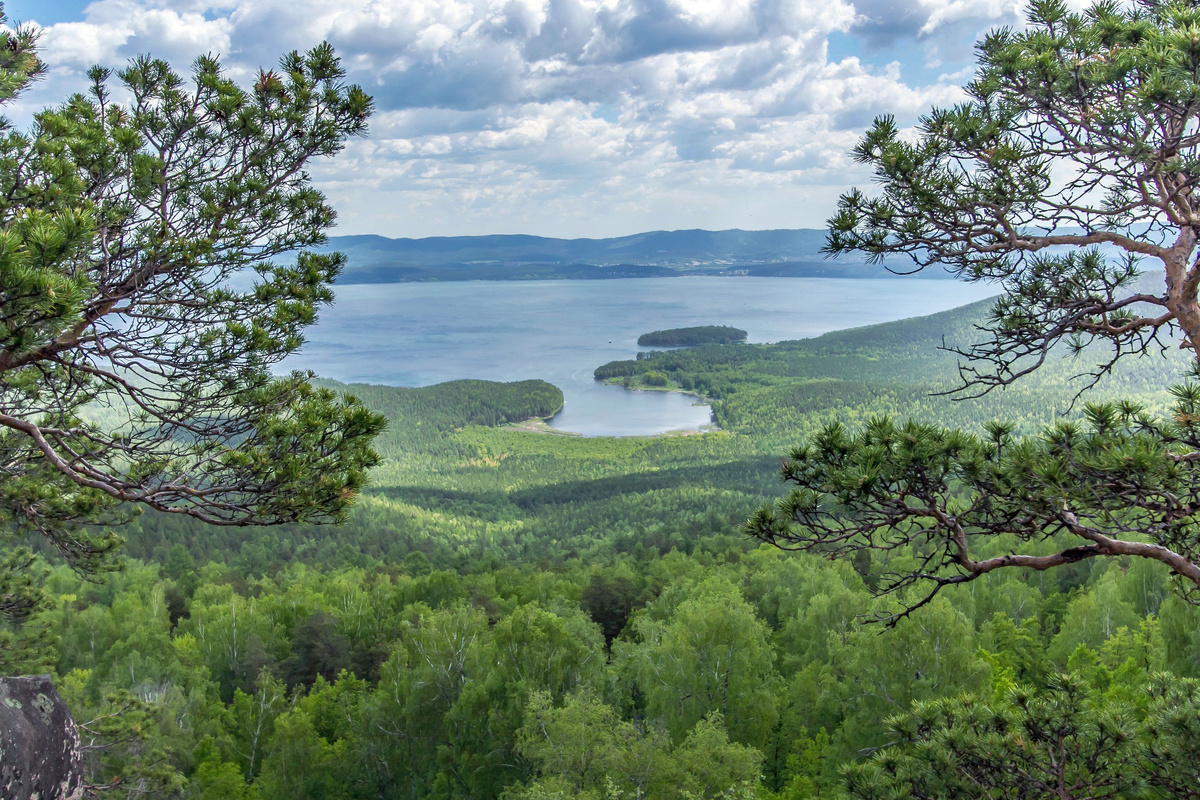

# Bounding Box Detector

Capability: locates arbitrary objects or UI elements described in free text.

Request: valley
[15,4,1200,797]
[36,286,1200,799]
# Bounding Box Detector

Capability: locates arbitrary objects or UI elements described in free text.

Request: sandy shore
[504,417,720,438]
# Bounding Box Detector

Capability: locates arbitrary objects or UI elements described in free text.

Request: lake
[287,277,998,436]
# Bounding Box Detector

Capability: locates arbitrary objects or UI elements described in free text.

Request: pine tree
[0,6,385,632]
[750,0,1200,622]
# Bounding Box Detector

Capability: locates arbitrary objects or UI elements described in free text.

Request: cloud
[16,0,996,237]
[41,1,233,68]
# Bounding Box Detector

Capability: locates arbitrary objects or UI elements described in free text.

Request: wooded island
[637,326,748,347]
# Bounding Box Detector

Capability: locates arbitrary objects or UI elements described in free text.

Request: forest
[636,327,749,347]
[14,294,1200,799]
[11,2,1200,798]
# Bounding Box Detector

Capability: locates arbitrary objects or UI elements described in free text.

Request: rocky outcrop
[0,676,83,800]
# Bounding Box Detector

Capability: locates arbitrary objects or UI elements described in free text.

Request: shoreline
[503,388,720,438]
[335,271,961,286]
[601,377,713,404]
[507,418,721,438]
[503,418,583,436]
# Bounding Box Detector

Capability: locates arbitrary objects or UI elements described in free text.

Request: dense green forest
[13,1,1200,794]
[637,326,749,347]
[15,295,1200,799]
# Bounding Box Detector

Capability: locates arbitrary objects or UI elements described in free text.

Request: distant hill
[321,228,954,283]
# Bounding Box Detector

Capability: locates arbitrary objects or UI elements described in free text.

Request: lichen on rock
[0,676,83,800]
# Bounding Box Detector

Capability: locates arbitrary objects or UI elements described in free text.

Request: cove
[286,277,997,436]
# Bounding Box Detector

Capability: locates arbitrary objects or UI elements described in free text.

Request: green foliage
[846,672,1200,800]
[0,10,384,630]
[29,486,1200,799]
[641,371,670,387]
[0,153,1189,800]
[581,565,643,646]
[748,389,1200,621]
[0,547,54,673]
[672,716,762,800]
[514,690,676,799]
[312,377,563,456]
[21,287,1194,799]
[750,0,1200,619]
[637,327,748,347]
[822,0,1200,381]
[14,2,1200,799]
[0,7,43,105]
[61,680,188,796]
[514,692,761,800]
[620,576,779,748]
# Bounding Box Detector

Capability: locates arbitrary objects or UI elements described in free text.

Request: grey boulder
[0,676,83,800]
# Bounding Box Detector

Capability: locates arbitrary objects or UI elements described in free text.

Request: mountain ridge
[322,227,954,282]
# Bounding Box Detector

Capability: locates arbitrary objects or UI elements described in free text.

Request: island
[636,325,748,347]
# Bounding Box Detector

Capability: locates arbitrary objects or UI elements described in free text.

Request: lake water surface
[287,277,997,436]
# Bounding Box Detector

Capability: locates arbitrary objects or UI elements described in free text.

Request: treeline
[598,298,1187,432]
[34,530,1200,799]
[638,326,748,347]
[312,378,563,455]
[337,262,680,283]
[18,290,1200,799]
[118,434,775,574]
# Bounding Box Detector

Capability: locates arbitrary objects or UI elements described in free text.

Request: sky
[7,0,1031,239]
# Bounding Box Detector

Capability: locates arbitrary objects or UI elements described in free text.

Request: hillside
[37,292,1200,800]
[323,228,956,283]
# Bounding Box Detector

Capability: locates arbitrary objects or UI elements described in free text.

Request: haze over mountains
[325,228,953,283]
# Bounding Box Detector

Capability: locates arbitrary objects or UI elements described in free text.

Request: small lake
[286,277,997,436]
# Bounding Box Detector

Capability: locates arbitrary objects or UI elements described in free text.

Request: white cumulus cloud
[11,0,1021,236]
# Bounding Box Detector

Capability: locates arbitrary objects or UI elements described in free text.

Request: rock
[0,675,84,800]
